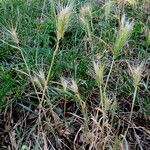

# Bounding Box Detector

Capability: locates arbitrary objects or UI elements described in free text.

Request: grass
[0,0,150,149]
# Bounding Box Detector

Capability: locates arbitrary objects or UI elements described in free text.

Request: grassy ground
[0,0,150,149]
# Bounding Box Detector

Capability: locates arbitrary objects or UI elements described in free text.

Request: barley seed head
[128,62,144,87]
[10,28,19,44]
[80,4,92,28]
[70,79,78,94]
[33,70,46,90]
[56,2,73,40]
[61,77,68,92]
[93,61,105,85]
[113,15,134,59]
[60,77,78,94]
[80,4,92,19]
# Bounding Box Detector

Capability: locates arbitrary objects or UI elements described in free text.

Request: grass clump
[128,62,145,121]
[0,0,149,150]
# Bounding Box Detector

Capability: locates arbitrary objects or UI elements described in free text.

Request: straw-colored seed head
[93,61,105,85]
[60,77,78,94]
[80,4,92,19]
[33,70,46,90]
[61,77,68,92]
[38,71,46,83]
[120,14,134,30]
[70,79,78,94]
[128,62,144,87]
[33,76,43,91]
[80,4,92,29]
[113,15,134,59]
[57,3,73,40]
[104,97,112,111]
[10,28,19,44]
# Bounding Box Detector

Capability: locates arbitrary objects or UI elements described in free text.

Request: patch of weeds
[0,0,150,149]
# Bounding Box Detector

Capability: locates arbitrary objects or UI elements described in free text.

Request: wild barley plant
[61,78,88,130]
[41,2,73,103]
[93,61,117,108]
[70,80,88,130]
[2,27,41,103]
[57,2,73,41]
[80,4,93,41]
[105,15,134,90]
[128,62,144,121]
[61,77,68,93]
[113,14,134,59]
[6,27,33,82]
[38,2,73,128]
[92,60,117,149]
[33,70,46,91]
[69,80,86,111]
[10,28,19,45]
[61,78,85,113]
[93,61,107,131]
[93,61,105,108]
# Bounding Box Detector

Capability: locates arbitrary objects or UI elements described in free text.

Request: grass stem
[104,59,115,91]
[41,40,59,104]
[129,85,138,122]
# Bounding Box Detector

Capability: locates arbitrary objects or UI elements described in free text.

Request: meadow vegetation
[0,0,150,149]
